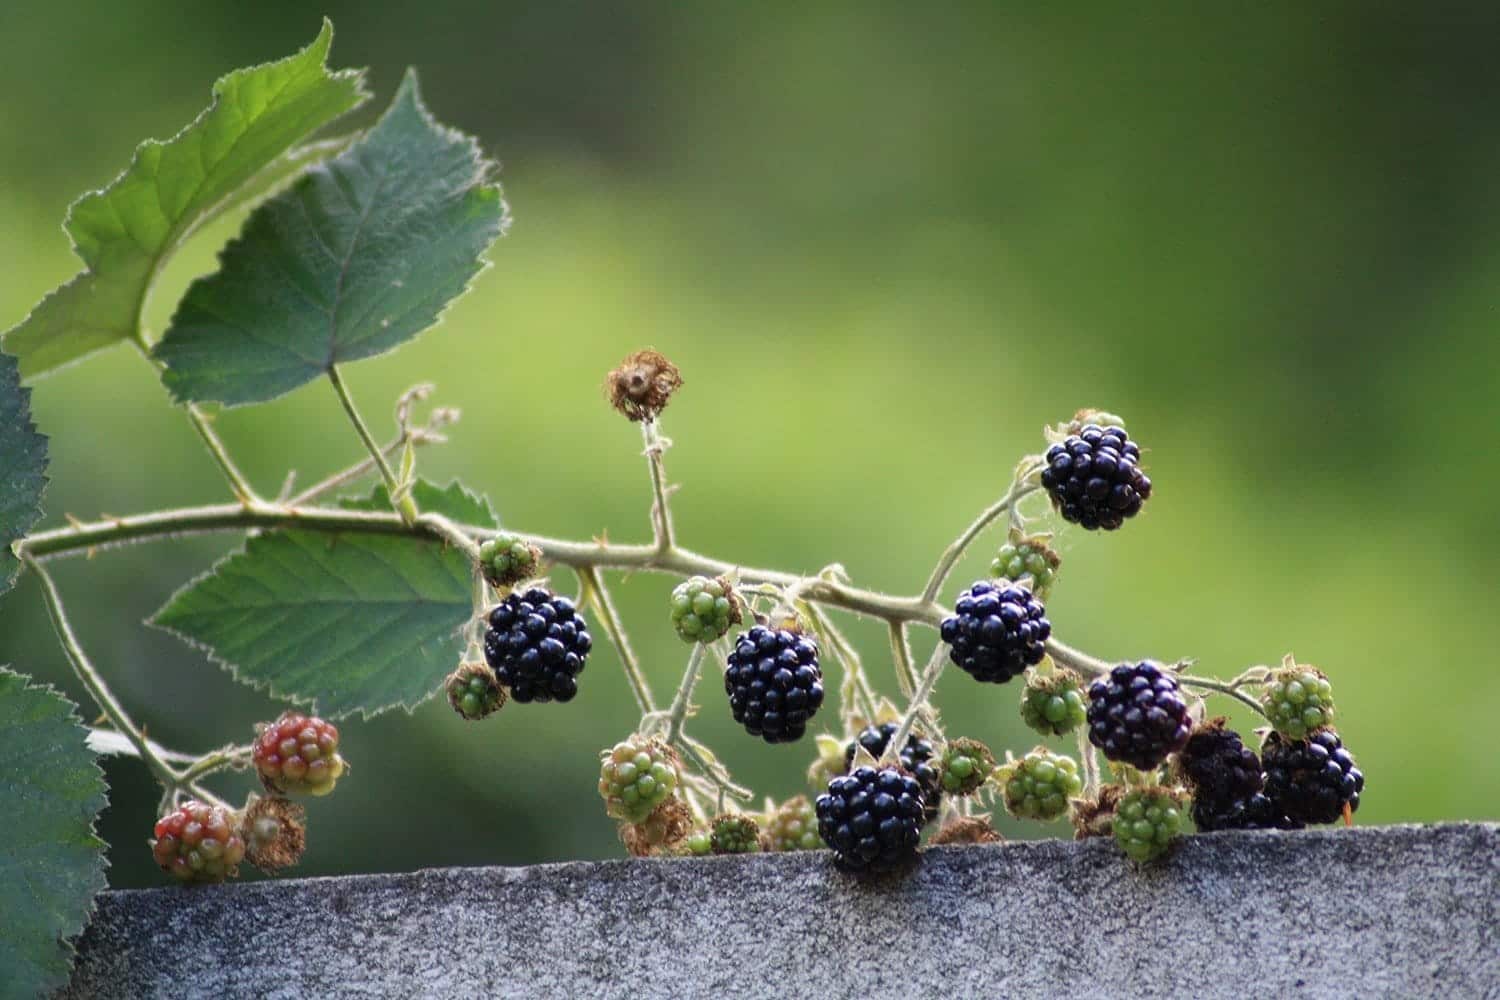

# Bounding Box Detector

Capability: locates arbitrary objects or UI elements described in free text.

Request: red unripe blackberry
[484,587,592,703]
[939,580,1050,684]
[1040,423,1151,530]
[1262,729,1363,825]
[253,712,347,796]
[815,765,925,872]
[724,626,825,743]
[1085,662,1191,771]
[151,800,246,883]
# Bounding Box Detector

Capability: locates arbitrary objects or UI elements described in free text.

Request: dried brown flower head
[930,816,1003,846]
[605,349,683,422]
[241,795,307,874]
[619,796,694,857]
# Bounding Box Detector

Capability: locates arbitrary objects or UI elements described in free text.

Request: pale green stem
[642,419,675,553]
[920,473,1042,604]
[665,644,707,744]
[328,365,418,524]
[577,567,657,715]
[886,639,950,760]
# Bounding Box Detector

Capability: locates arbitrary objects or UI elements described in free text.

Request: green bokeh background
[2,3,1496,887]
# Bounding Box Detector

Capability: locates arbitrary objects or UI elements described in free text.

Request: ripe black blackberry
[1040,423,1151,530]
[1192,791,1302,832]
[483,587,592,703]
[815,765,925,872]
[844,723,942,824]
[724,626,825,743]
[939,580,1050,684]
[1085,662,1192,771]
[1262,730,1364,825]
[1176,719,1263,805]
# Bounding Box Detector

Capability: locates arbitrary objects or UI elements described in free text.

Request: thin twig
[577,567,656,714]
[641,419,675,553]
[328,365,418,524]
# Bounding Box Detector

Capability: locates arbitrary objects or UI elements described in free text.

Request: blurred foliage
[1,2,1497,887]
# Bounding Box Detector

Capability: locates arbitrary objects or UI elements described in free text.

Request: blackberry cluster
[1176,720,1299,832]
[724,626,825,743]
[484,587,592,703]
[939,580,1050,684]
[1262,730,1364,825]
[1040,423,1151,530]
[815,766,926,872]
[1019,668,1089,737]
[845,723,942,824]
[151,800,246,883]
[253,712,347,797]
[1085,662,1191,771]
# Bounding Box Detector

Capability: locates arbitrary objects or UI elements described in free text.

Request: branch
[328,365,418,524]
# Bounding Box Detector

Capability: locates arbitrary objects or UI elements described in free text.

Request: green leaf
[153,71,510,407]
[152,503,480,719]
[3,21,368,378]
[0,668,108,1000]
[340,478,498,529]
[0,348,48,596]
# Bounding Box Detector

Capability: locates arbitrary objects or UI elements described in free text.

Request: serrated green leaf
[4,21,368,378]
[0,349,48,596]
[340,478,498,528]
[152,527,475,719]
[0,668,109,1000]
[153,71,509,407]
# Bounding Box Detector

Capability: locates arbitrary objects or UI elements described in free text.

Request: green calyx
[1263,664,1335,741]
[598,736,680,824]
[445,662,505,720]
[1113,787,1186,862]
[478,532,542,589]
[1019,668,1088,737]
[669,576,741,644]
[939,737,997,796]
[998,748,1084,822]
[709,813,761,854]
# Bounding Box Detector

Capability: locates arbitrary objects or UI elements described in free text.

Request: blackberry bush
[1086,662,1192,771]
[484,587,593,703]
[815,766,925,872]
[1020,668,1089,737]
[1040,421,1152,530]
[724,626,825,743]
[940,580,1050,683]
[1262,730,1364,825]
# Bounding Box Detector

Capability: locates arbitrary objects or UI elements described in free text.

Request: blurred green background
[2,3,1497,888]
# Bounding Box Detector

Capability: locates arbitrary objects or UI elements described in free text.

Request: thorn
[593,529,610,548]
[93,712,108,726]
[86,547,98,560]
[65,513,86,530]
[1342,801,1354,827]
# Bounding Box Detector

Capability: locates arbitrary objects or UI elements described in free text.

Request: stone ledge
[64,823,1499,999]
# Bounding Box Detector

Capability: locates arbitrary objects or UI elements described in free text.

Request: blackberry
[1263,666,1335,741]
[815,766,925,872]
[598,736,679,824]
[445,662,506,720]
[938,737,996,796]
[710,814,761,854]
[151,800,246,883]
[1262,730,1363,825]
[1174,719,1263,805]
[991,533,1061,598]
[1086,662,1192,771]
[253,712,347,797]
[997,748,1084,822]
[477,532,542,589]
[1192,791,1302,832]
[1019,668,1089,737]
[670,576,741,644]
[939,580,1050,684]
[844,723,942,824]
[765,796,822,852]
[1040,423,1151,530]
[724,626,825,743]
[1113,787,1186,862]
[484,587,592,703]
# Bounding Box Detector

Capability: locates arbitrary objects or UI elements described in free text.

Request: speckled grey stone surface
[63,823,1498,999]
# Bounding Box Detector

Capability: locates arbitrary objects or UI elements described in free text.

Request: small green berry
[669,576,741,644]
[445,662,506,720]
[1113,787,1186,862]
[479,532,542,589]
[939,737,996,796]
[991,532,1061,597]
[997,748,1084,822]
[765,796,822,851]
[709,813,761,854]
[598,736,680,824]
[684,830,713,856]
[1019,668,1088,737]
[1263,663,1335,741]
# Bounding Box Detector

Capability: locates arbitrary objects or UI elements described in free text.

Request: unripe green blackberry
[1263,663,1335,740]
[1113,787,1186,862]
[598,736,680,824]
[445,662,506,720]
[997,748,1084,822]
[683,829,713,856]
[991,533,1061,598]
[765,796,821,851]
[1019,668,1088,737]
[939,737,996,796]
[710,813,761,854]
[669,576,741,644]
[477,532,542,589]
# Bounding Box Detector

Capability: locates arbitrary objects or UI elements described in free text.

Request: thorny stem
[328,365,419,524]
[1176,675,1268,718]
[176,745,254,785]
[920,472,1042,604]
[887,623,940,735]
[577,567,657,715]
[664,644,707,745]
[642,419,675,553]
[886,640,949,760]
